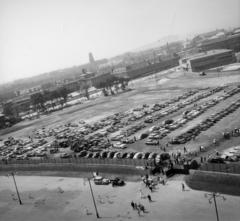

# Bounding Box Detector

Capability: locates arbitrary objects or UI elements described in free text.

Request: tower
[88,52,99,74]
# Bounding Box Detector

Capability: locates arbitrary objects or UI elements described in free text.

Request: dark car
[92,152,100,158]
[140,133,149,140]
[77,150,88,158]
[85,152,93,158]
[111,177,125,187]
[121,152,128,158]
[107,151,117,159]
[142,152,150,159]
[100,151,108,158]
[160,152,170,161]
[126,152,135,159]
[208,157,225,164]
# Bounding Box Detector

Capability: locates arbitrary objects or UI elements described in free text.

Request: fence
[0,157,151,166]
[200,163,240,175]
[0,157,153,174]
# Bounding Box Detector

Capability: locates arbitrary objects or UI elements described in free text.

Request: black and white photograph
[0,0,240,220]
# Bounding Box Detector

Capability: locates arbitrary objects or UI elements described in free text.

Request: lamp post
[88,178,100,218]
[204,192,226,221]
[8,172,22,205]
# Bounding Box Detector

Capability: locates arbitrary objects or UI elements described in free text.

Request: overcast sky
[0,0,239,84]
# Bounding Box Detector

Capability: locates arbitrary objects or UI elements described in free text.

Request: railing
[0,157,153,174]
[0,157,152,167]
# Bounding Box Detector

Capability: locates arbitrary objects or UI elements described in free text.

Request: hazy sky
[0,0,239,84]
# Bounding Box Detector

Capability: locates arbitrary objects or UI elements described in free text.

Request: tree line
[30,87,70,112]
[92,75,129,96]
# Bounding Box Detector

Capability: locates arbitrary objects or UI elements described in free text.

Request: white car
[113,142,127,149]
[93,176,110,185]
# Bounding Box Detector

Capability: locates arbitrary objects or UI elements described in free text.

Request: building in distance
[179,49,236,72]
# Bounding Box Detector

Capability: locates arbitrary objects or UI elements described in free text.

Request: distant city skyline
[0,0,239,84]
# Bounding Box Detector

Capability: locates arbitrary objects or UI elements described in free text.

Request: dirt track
[0,175,240,221]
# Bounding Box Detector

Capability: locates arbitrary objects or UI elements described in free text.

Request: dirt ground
[0,175,240,221]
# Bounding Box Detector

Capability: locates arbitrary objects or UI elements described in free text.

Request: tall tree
[30,92,45,112]
[3,102,15,117]
[58,87,69,103]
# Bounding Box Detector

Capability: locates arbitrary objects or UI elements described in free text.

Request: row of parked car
[171,97,240,144]
[75,149,171,161]
[144,87,227,145]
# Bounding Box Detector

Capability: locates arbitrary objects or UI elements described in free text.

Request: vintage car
[93,176,110,185]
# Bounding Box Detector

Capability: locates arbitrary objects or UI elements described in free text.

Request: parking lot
[0,69,240,165]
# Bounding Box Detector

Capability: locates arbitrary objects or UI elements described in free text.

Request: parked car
[78,150,88,157]
[133,152,143,159]
[148,152,157,160]
[100,151,108,158]
[94,176,110,185]
[145,139,159,145]
[92,152,100,158]
[113,152,122,159]
[126,152,135,159]
[107,151,117,159]
[111,177,125,186]
[113,142,127,149]
[140,133,149,140]
[85,152,93,158]
[208,157,225,164]
[60,153,72,158]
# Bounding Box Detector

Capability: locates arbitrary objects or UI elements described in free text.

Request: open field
[0,175,240,221]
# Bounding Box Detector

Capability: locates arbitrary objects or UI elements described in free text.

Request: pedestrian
[149,185,153,192]
[131,201,135,210]
[136,206,141,216]
[147,194,152,202]
[141,175,145,183]
[134,203,138,210]
[139,188,144,198]
[134,136,136,141]
[162,179,165,185]
[84,207,90,215]
[184,146,187,153]
[213,138,216,145]
[139,204,146,213]
[182,183,185,191]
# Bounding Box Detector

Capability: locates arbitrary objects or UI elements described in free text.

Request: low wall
[185,169,240,196]
[0,158,152,175]
[200,163,240,175]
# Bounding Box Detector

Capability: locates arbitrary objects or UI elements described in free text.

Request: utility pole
[213,194,219,221]
[205,192,226,221]
[88,178,100,218]
[9,172,22,205]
